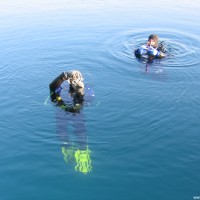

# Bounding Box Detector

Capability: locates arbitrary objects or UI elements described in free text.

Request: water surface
[1,1,200,200]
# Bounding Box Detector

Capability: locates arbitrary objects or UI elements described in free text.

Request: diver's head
[68,70,85,98]
[148,34,159,47]
[68,70,84,86]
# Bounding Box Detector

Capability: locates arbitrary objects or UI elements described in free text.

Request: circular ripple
[106,28,200,68]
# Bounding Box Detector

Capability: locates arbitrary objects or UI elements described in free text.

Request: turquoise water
[1,0,200,199]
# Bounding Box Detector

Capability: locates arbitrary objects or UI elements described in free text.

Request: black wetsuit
[49,71,83,113]
[49,71,68,102]
[50,72,95,153]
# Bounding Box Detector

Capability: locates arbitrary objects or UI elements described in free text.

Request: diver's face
[148,39,155,46]
[70,72,81,86]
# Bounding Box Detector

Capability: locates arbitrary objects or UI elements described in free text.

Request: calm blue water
[1,0,200,199]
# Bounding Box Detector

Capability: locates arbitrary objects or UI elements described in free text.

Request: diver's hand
[158,52,166,58]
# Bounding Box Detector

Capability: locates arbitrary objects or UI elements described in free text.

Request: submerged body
[49,70,94,174]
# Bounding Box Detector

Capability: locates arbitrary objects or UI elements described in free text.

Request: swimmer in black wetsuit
[49,70,84,113]
[49,70,93,174]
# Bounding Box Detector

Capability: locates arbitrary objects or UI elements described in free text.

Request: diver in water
[49,70,85,113]
[49,70,94,174]
[134,34,166,61]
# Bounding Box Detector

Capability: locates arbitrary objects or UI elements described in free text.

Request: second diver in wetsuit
[134,34,166,61]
